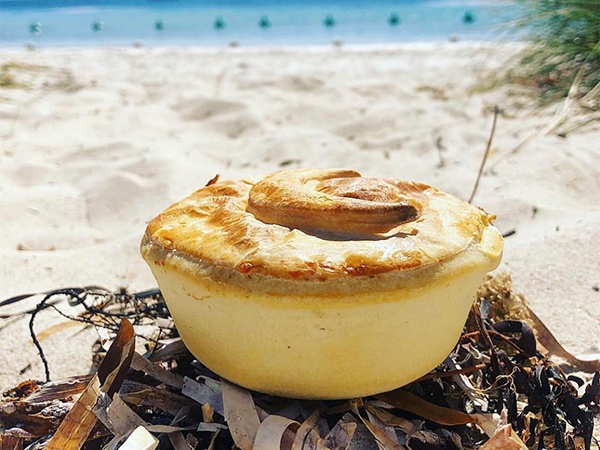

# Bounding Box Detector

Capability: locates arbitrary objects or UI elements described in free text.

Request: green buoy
[214,16,226,30]
[259,15,271,29]
[29,22,42,34]
[323,14,336,28]
[388,13,400,26]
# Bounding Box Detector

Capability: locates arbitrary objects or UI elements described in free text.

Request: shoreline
[1,42,598,391]
[0,39,529,67]
[0,35,527,51]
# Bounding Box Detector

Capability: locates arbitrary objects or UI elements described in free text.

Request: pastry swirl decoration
[247,169,422,237]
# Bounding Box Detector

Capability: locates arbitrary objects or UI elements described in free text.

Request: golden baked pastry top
[141,169,499,291]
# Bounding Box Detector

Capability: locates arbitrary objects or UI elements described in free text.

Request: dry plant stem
[581,78,600,109]
[19,288,102,383]
[26,291,80,382]
[537,65,586,136]
[469,106,499,204]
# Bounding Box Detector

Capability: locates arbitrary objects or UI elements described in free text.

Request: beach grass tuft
[0,63,28,89]
[0,62,82,92]
[511,0,599,106]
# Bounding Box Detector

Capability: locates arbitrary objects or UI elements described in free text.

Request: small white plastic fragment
[118,426,159,450]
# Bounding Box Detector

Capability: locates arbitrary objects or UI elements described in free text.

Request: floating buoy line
[27,11,479,36]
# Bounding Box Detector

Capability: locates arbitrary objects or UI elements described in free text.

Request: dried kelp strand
[578,371,600,405]
[492,321,537,358]
[567,374,586,388]
[536,365,553,398]
[581,410,594,450]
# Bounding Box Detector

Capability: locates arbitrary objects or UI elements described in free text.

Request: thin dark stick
[468,106,499,203]
[29,298,52,383]
[18,286,165,383]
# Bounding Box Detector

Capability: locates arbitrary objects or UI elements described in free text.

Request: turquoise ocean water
[0,0,524,47]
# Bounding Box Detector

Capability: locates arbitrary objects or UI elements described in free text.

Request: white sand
[0,42,598,391]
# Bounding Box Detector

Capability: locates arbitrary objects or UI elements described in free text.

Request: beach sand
[0,42,598,392]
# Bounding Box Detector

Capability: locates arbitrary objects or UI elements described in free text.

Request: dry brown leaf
[207,428,222,450]
[131,351,184,389]
[92,392,146,438]
[168,430,191,450]
[480,424,528,450]
[301,430,321,450]
[322,413,357,450]
[357,415,404,450]
[254,415,301,450]
[202,402,215,423]
[527,305,600,372]
[350,426,381,450]
[364,405,418,436]
[0,430,27,450]
[406,430,448,449]
[0,400,63,438]
[351,402,405,450]
[221,379,261,450]
[197,423,228,432]
[165,405,193,450]
[376,389,479,427]
[24,374,94,404]
[120,385,194,417]
[145,424,196,433]
[365,408,400,444]
[291,410,321,450]
[181,376,224,416]
[148,338,189,362]
[45,318,135,450]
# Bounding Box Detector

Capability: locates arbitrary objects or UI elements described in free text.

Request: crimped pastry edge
[140,233,498,297]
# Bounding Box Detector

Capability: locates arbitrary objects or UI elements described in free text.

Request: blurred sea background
[0,0,525,48]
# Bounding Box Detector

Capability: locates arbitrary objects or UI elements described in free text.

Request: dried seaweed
[0,286,167,382]
[1,273,598,450]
